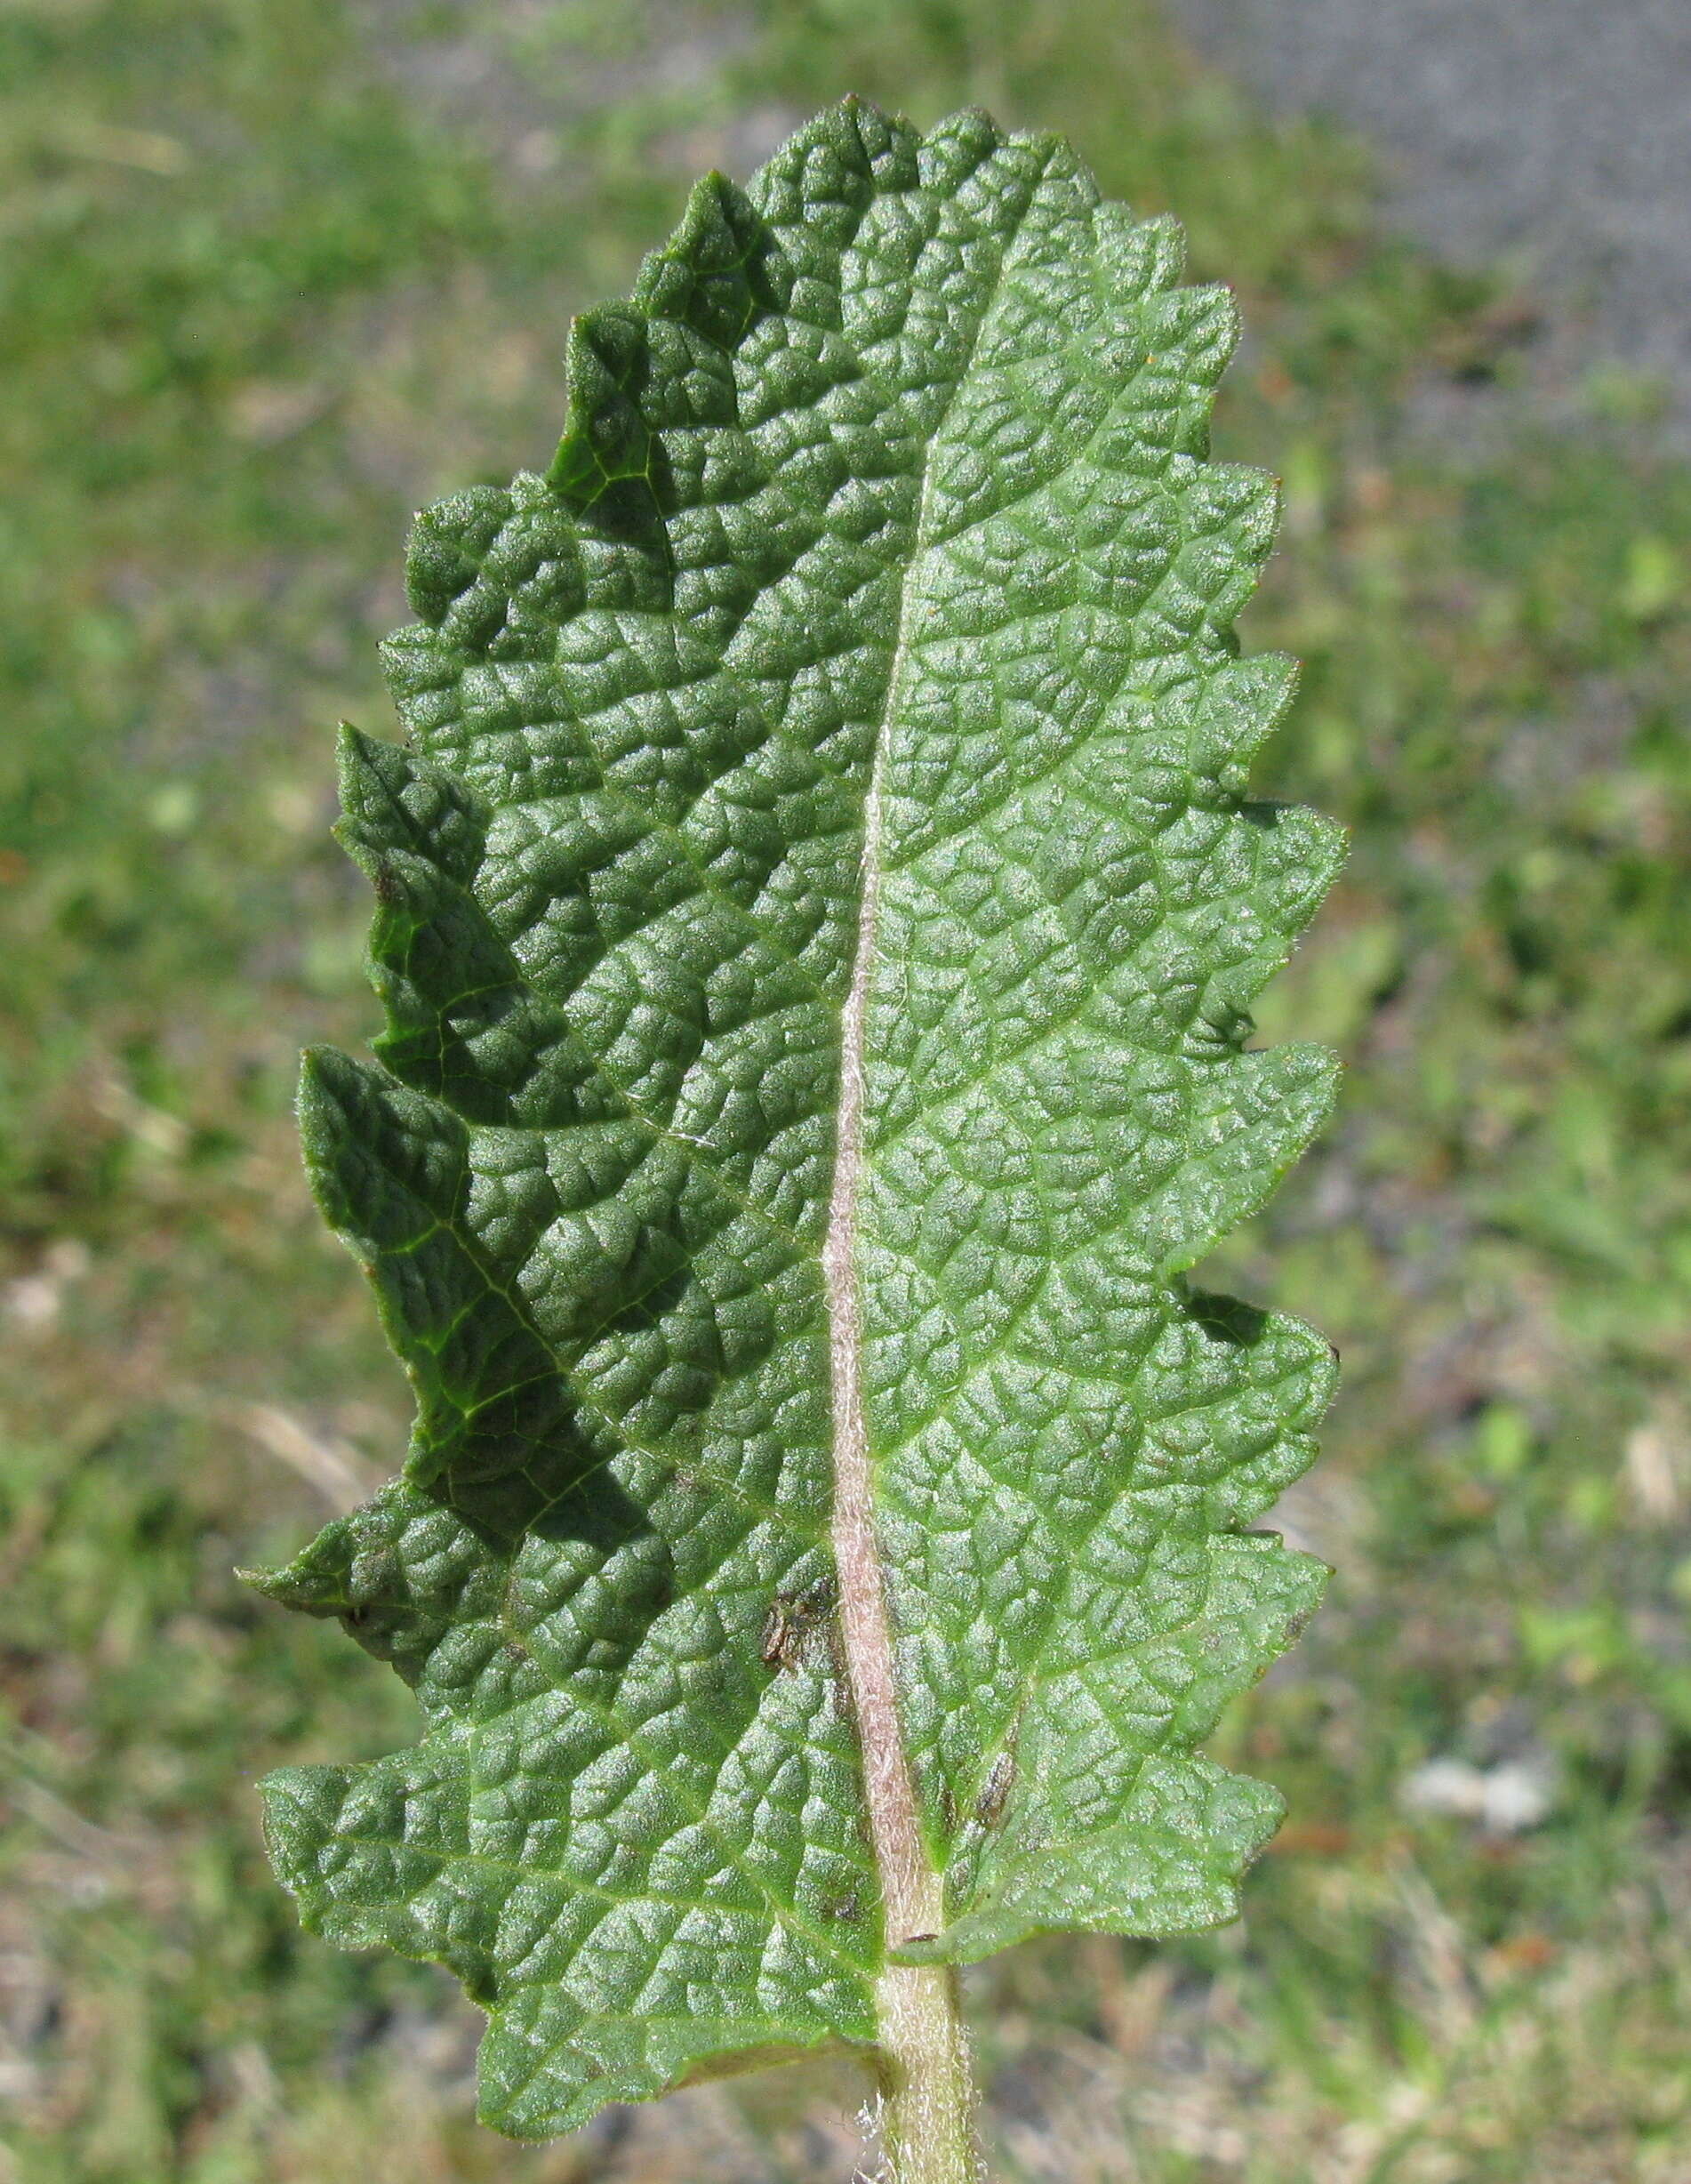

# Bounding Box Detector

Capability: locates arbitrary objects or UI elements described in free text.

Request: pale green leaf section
[249,98,1341,2137]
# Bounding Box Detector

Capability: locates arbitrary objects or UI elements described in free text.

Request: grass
[3,2,1690,2178]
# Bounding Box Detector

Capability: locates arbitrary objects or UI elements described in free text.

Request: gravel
[1161,0,1691,427]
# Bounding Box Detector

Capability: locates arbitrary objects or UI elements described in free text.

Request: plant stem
[825,560,983,2184]
[876,1961,979,2184]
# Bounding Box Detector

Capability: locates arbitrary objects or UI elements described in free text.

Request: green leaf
[250,97,1341,2139]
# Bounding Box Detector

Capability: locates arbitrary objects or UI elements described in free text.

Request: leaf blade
[253,97,1341,2134]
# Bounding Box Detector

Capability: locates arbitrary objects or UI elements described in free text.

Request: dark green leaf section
[251,99,1340,2134]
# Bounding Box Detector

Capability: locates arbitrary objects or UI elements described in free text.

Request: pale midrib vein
[822,164,1048,1955]
[823,670,935,1945]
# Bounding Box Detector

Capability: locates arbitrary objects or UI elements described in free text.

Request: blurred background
[3,2,1689,2178]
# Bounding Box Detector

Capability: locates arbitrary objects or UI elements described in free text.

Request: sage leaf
[249,96,1342,2140]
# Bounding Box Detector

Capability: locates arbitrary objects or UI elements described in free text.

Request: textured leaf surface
[252,97,1341,2137]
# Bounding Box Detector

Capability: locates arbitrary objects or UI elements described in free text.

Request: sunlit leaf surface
[251,98,1339,2138]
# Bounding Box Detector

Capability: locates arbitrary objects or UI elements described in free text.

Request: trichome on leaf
[246,94,1342,2175]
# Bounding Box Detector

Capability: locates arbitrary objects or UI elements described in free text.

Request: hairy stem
[876,1963,979,2184]
[824,636,982,2181]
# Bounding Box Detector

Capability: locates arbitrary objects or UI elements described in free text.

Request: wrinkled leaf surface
[252,98,1340,2137]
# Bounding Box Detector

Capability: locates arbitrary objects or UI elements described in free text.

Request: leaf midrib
[821,141,1054,1954]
